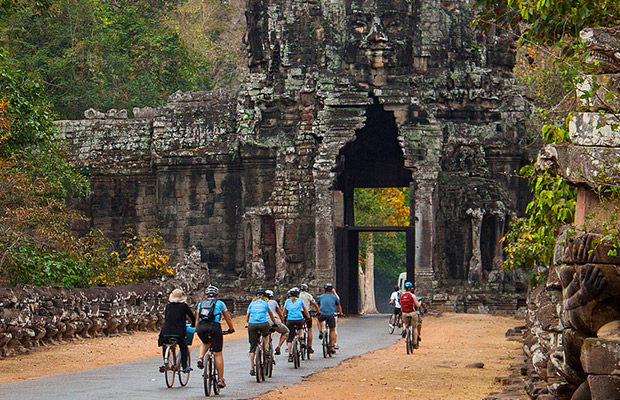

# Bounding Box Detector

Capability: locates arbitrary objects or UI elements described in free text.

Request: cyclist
[265,289,289,355]
[195,285,235,389]
[316,283,342,354]
[158,288,196,373]
[399,281,422,349]
[247,288,276,376]
[283,287,311,362]
[389,285,402,328]
[299,283,320,354]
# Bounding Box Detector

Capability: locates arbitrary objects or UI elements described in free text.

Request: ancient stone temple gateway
[57,0,531,312]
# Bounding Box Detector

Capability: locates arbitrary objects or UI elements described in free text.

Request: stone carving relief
[243,207,272,284]
[345,0,415,84]
[581,25,620,74]
[467,207,485,286]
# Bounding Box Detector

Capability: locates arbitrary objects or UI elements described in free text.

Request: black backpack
[199,298,219,321]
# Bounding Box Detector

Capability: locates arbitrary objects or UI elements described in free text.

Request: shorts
[286,319,305,343]
[197,320,223,352]
[248,322,271,353]
[306,316,313,328]
[317,314,337,329]
[393,307,402,316]
[272,321,289,336]
[402,311,419,327]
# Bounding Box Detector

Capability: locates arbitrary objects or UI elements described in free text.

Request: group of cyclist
[247,283,342,371]
[389,281,427,349]
[158,282,342,389]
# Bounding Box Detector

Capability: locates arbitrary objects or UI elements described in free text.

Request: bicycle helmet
[324,283,333,291]
[265,289,274,298]
[300,283,309,291]
[404,281,413,288]
[205,285,219,297]
[289,287,300,297]
[255,288,266,296]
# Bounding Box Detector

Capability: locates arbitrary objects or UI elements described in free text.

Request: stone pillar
[491,202,506,269]
[243,207,271,284]
[466,208,485,286]
[413,179,436,297]
[275,218,287,283]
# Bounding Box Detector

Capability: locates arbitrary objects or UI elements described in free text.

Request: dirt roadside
[0,313,524,399]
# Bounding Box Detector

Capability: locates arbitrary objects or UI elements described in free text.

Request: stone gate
[57,0,531,307]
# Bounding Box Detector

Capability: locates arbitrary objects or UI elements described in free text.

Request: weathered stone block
[581,337,620,375]
[587,375,620,400]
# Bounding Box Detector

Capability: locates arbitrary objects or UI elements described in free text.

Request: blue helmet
[404,281,413,288]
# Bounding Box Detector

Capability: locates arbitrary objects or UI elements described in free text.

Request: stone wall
[54,0,533,305]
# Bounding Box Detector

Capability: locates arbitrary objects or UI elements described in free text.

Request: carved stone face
[345,0,414,74]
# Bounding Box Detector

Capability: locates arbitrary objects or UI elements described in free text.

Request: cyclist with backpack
[247,288,277,376]
[195,285,235,389]
[399,281,422,349]
[158,288,196,373]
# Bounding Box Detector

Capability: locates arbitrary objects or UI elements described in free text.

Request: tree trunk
[361,234,378,314]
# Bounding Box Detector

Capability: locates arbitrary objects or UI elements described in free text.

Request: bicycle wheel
[212,355,221,395]
[266,341,274,378]
[305,331,311,360]
[406,327,413,354]
[322,330,328,358]
[292,340,300,369]
[164,346,176,388]
[255,342,264,382]
[179,348,190,386]
[300,334,306,361]
[388,315,395,334]
[204,354,212,396]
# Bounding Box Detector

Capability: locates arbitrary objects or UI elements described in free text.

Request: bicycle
[162,337,191,388]
[299,322,311,360]
[388,309,402,334]
[253,327,276,382]
[291,326,303,369]
[202,330,231,396]
[404,318,415,355]
[320,322,334,358]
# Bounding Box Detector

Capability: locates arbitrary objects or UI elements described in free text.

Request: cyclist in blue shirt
[246,288,276,376]
[317,283,342,354]
[283,287,310,362]
[195,285,235,389]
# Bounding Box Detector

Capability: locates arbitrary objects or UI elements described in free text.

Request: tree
[0,53,172,287]
[354,187,410,313]
[0,0,212,119]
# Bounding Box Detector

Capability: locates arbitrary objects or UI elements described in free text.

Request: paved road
[0,314,400,400]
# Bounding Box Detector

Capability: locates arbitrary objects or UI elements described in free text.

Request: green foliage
[0,0,212,119]
[474,0,619,47]
[501,165,576,280]
[0,56,171,287]
[0,51,89,198]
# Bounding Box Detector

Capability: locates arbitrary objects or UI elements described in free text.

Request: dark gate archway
[335,226,414,315]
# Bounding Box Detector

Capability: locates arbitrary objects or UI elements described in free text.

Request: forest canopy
[0,0,245,120]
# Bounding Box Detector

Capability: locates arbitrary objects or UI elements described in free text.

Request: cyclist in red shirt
[399,282,422,348]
